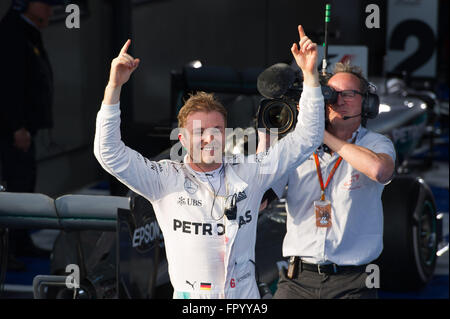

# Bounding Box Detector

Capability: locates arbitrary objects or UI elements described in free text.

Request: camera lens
[262,100,295,135]
[268,105,289,126]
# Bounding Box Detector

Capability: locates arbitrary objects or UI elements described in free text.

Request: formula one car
[0,63,447,299]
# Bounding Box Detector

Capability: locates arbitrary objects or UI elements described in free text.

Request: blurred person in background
[0,0,64,271]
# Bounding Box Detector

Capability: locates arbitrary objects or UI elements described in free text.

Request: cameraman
[259,62,396,299]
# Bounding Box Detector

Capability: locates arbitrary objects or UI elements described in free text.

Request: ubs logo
[177,196,203,207]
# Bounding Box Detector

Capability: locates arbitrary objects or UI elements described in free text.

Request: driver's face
[181,111,226,165]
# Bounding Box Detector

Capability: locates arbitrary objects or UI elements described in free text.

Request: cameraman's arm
[324,131,395,184]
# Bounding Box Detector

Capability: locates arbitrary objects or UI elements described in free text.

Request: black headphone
[359,77,380,120]
[321,72,379,123]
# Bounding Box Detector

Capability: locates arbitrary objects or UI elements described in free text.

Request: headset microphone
[342,113,362,120]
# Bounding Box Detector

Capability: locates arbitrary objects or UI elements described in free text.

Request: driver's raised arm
[94,40,167,201]
[253,25,324,188]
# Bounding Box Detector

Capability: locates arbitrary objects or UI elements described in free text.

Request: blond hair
[177,92,227,128]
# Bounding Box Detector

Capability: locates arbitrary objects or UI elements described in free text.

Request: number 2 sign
[386,0,438,78]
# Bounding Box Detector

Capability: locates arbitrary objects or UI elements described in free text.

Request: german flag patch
[199,282,211,290]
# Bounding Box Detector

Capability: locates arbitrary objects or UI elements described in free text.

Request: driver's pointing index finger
[120,39,131,55]
[298,25,306,40]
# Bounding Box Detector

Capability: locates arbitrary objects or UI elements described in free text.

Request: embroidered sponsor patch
[177,196,203,207]
[184,178,198,194]
[238,210,252,229]
[185,280,196,290]
[173,219,225,236]
[236,191,247,203]
[341,173,363,190]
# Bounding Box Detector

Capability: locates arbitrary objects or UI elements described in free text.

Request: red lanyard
[314,134,358,200]
[313,152,343,201]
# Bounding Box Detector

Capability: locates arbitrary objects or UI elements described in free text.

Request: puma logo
[186,280,196,290]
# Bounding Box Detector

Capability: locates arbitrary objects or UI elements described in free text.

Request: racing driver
[94,25,324,298]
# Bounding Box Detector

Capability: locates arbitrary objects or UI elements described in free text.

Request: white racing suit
[94,85,324,298]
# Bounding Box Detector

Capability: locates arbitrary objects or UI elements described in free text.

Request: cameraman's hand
[291,25,319,87]
[103,39,140,105]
